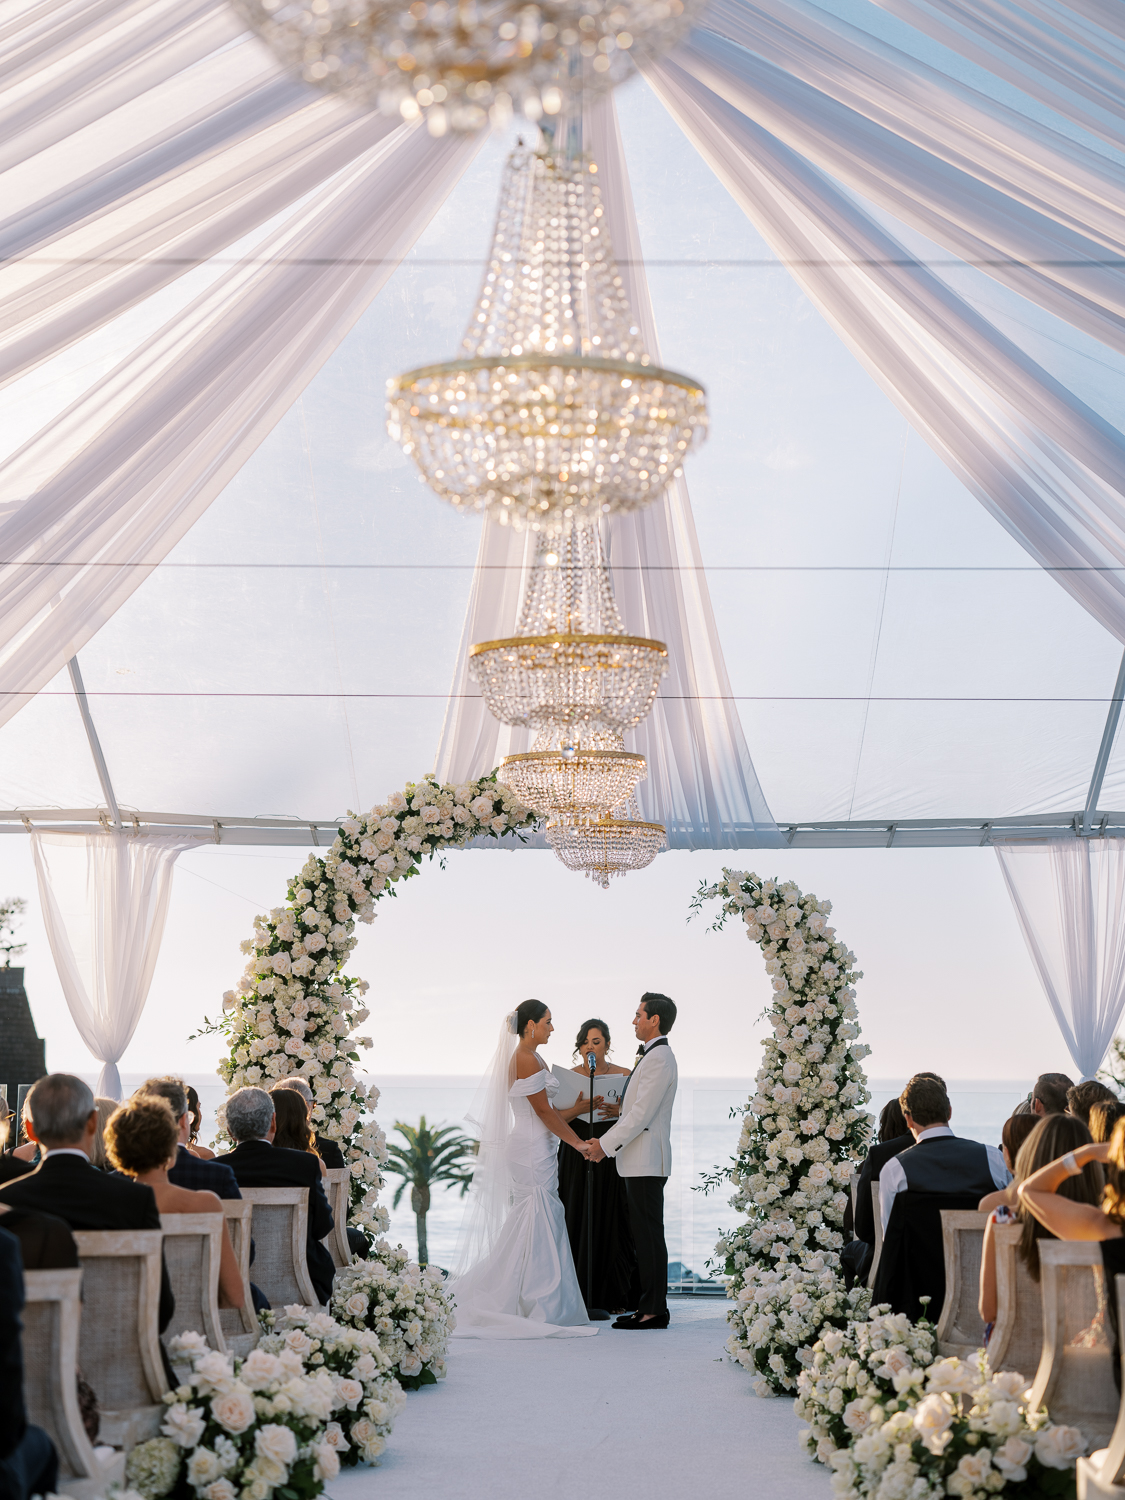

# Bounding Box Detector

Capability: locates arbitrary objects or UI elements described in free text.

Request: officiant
[556,1019,640,1315]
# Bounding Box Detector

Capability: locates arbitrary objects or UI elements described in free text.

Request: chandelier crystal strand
[387,141,707,531]
[545,798,667,888]
[230,0,697,134]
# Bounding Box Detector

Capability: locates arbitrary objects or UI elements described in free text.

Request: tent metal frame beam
[0,807,1120,848]
[1083,645,1125,833]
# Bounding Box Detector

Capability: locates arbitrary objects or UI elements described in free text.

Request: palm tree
[384,1116,477,1266]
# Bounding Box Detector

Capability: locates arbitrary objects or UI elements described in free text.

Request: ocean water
[98,1073,1034,1276]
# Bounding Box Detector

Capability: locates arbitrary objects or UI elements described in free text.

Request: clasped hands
[577,1138,607,1161]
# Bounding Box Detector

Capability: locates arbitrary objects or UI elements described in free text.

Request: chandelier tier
[546,808,666,889]
[231,0,697,135]
[497,744,647,820]
[467,526,667,737]
[387,143,707,532]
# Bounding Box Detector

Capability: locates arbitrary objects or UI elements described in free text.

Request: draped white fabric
[995,839,1125,1079]
[29,829,201,1098]
[434,95,782,849]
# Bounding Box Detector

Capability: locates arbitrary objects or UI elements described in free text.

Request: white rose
[312,1442,341,1481]
[374,853,395,874]
[872,1345,913,1381]
[255,1424,298,1466]
[399,1352,423,1377]
[210,1386,256,1434]
[841,1400,872,1434]
[162,1403,207,1448]
[955,1450,993,1487]
[187,1449,224,1487]
[1035,1425,1085,1468]
[925,1358,977,1395]
[912,1393,954,1454]
[993,1435,1033,1481]
[239,1350,284,1390]
[202,1482,237,1500]
[334,1377,364,1410]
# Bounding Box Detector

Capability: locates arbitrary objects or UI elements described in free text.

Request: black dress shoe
[611,1311,670,1329]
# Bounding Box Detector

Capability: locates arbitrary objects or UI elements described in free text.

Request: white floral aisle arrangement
[693,869,874,1395]
[201,772,535,1235]
[122,1326,402,1500]
[331,1242,455,1390]
[824,1348,1085,1499]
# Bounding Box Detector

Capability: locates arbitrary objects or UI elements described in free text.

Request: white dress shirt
[44,1147,91,1160]
[879,1126,1010,1233]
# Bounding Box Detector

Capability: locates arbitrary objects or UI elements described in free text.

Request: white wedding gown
[450,1063,596,1338]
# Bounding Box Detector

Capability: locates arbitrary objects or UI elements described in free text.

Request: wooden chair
[219,1200,259,1356]
[237,1187,319,1309]
[22,1267,125,1500]
[1078,1271,1125,1498]
[867,1183,883,1290]
[987,1222,1044,1377]
[1030,1241,1117,1451]
[322,1167,353,1270]
[159,1212,225,1354]
[72,1229,169,1449]
[936,1210,990,1357]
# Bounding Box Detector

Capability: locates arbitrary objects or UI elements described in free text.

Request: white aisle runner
[326,1310,832,1500]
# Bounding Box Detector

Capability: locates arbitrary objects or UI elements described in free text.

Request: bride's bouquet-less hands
[331,1241,455,1389]
[693,870,872,1395]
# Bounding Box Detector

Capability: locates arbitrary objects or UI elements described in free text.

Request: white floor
[327,1307,832,1500]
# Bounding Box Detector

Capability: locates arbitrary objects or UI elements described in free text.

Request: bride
[450,999,599,1338]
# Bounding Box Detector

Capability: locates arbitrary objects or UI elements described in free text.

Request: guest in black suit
[852,1098,914,1249]
[216,1087,336,1305]
[0,1074,175,1331]
[0,1225,58,1500]
[136,1078,242,1199]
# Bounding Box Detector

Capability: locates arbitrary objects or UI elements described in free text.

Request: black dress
[558,1117,640,1314]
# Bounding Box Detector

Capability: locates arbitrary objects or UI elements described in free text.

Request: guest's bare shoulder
[157,1183,222,1215]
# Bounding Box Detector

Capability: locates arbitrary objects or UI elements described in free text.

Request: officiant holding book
[555,1019,640,1315]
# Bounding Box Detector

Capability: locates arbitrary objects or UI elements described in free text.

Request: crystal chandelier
[230,0,697,134]
[546,802,666,889]
[387,140,707,532]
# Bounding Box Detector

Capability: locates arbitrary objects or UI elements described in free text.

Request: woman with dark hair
[979,1113,1103,1331]
[184,1085,215,1159]
[555,1020,639,1315]
[270,1087,328,1178]
[450,1000,598,1338]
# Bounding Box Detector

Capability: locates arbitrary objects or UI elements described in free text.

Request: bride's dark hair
[573,1018,611,1059]
[514,999,548,1038]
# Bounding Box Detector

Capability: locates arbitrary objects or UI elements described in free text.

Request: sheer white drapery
[29,829,201,1098]
[434,95,782,849]
[995,839,1125,1080]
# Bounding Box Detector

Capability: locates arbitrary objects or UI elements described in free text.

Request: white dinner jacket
[598,1038,677,1178]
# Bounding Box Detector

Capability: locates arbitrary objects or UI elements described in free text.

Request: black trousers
[625,1176,668,1316]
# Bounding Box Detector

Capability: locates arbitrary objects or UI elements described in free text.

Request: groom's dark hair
[640,992,676,1035]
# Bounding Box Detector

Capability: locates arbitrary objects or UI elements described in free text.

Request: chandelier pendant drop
[546,802,666,889]
[387,139,707,532]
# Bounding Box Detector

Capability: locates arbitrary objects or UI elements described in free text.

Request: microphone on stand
[586,1050,597,1073]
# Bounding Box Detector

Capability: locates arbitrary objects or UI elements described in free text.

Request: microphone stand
[585,1049,610,1321]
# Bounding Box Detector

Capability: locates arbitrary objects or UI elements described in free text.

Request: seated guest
[840,1099,912,1287]
[0,1074,175,1331]
[269,1079,345,1169]
[978,1111,1040,1214]
[184,1085,216,1160]
[1090,1097,1125,1144]
[269,1081,368,1261]
[978,1113,1102,1331]
[0,1202,77,1272]
[0,1226,58,1500]
[873,1075,1011,1319]
[1068,1079,1117,1127]
[216,1087,336,1305]
[90,1097,119,1170]
[137,1078,241,1199]
[270,1087,329,1178]
[106,1096,244,1310]
[1031,1072,1074,1117]
[0,1101,33,1185]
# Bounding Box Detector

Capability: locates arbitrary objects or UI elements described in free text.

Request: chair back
[219,1200,258,1350]
[1079,1272,1125,1493]
[935,1210,989,1356]
[22,1268,97,1478]
[238,1187,318,1308]
[322,1167,353,1270]
[1030,1240,1117,1450]
[159,1212,225,1353]
[987,1222,1044,1377]
[867,1183,882,1289]
[72,1229,168,1448]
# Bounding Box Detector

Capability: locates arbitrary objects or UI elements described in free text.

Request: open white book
[550,1065,628,1118]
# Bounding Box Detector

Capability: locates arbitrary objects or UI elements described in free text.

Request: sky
[1,12,1123,1092]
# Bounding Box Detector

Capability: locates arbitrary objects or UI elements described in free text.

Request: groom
[588,992,678,1329]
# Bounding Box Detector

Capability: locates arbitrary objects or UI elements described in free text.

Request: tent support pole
[67,656,121,830]
[1083,646,1125,835]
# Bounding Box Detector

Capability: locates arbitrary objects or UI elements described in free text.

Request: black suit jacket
[167,1145,242,1200]
[0,1155,34,1185]
[0,1226,30,1461]
[0,1152,174,1330]
[216,1140,335,1304]
[854,1133,914,1245]
[315,1135,345,1170]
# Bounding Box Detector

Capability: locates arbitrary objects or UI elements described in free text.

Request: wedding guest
[0,1101,33,1185]
[269,1079,344,1168]
[852,1075,948,1250]
[137,1078,241,1199]
[1090,1098,1125,1144]
[979,1114,1102,1329]
[0,1226,58,1500]
[1067,1079,1117,1127]
[0,1075,175,1331]
[184,1085,215,1159]
[106,1096,244,1310]
[270,1087,328,1178]
[977,1111,1040,1214]
[1031,1072,1074,1116]
[216,1087,336,1305]
[90,1097,118,1170]
[556,1019,639,1314]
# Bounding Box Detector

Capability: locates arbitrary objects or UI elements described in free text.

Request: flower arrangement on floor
[202,772,535,1235]
[123,1326,399,1500]
[692,869,873,1395]
[822,1345,1085,1499]
[331,1241,455,1389]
